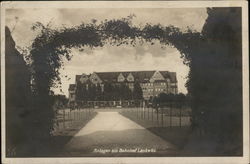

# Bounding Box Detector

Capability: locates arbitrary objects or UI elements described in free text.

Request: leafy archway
[27,15,199,154]
[30,16,197,95]
[23,7,242,155]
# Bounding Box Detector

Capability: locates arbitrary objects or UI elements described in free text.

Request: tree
[119,83,132,100]
[53,94,68,107]
[5,27,32,156]
[95,84,102,101]
[103,82,113,101]
[184,8,242,154]
[203,8,242,143]
[133,81,143,100]
[75,82,83,101]
[81,84,88,101]
[88,84,97,100]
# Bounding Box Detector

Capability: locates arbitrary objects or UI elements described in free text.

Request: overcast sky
[6,8,208,96]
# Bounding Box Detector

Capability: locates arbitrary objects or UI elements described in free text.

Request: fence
[52,108,95,135]
[69,100,144,109]
[121,101,191,128]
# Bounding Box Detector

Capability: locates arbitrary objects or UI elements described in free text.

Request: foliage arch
[24,8,242,155]
[27,16,199,153]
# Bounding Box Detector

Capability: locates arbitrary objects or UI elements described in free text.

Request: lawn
[49,109,97,156]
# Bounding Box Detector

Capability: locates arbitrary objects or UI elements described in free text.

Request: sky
[5,8,208,96]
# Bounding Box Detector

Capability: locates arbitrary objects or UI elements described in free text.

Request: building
[68,70,177,102]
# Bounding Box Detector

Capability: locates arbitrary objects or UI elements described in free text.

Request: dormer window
[118,73,125,82]
[127,73,134,82]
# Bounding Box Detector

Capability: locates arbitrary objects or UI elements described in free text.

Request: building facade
[68,70,178,102]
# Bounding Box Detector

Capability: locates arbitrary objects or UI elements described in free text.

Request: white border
[1,1,249,164]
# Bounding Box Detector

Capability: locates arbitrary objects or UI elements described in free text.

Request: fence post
[81,108,82,120]
[161,107,164,127]
[179,102,182,128]
[143,101,145,120]
[70,110,73,126]
[63,109,65,129]
[73,110,76,125]
[137,107,138,119]
[88,106,90,118]
[78,108,80,121]
[84,108,86,120]
[156,107,159,126]
[148,106,149,120]
[76,108,78,121]
[152,107,154,121]
[170,102,172,129]
[140,103,144,120]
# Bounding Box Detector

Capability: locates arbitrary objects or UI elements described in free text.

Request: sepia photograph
[1,1,249,164]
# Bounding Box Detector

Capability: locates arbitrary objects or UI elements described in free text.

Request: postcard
[1,1,249,164]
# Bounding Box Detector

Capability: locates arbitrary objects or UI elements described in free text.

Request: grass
[120,109,192,150]
[49,111,97,156]
[120,109,243,156]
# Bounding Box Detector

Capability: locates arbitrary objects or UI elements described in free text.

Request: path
[63,111,176,156]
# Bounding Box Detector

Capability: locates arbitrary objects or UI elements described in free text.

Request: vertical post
[179,102,182,128]
[80,108,82,120]
[170,102,172,128]
[83,108,85,120]
[88,106,90,118]
[78,108,80,121]
[140,101,143,119]
[63,109,65,129]
[76,109,77,123]
[156,106,159,126]
[77,108,81,122]
[75,109,77,123]
[70,110,73,126]
[137,106,138,118]
[84,108,86,120]
[152,107,154,121]
[73,110,76,125]
[148,105,149,120]
[77,108,80,122]
[65,110,67,128]
[143,101,145,120]
[67,110,69,127]
[161,107,164,127]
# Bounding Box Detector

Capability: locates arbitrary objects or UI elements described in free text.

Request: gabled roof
[131,71,155,82]
[160,71,177,83]
[75,70,177,83]
[95,72,120,82]
[76,74,91,83]
[68,84,76,91]
[95,71,155,83]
